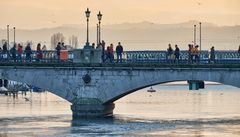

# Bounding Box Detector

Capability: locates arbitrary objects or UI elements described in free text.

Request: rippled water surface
[0,84,240,137]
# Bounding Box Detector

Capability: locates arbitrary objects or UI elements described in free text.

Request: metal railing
[0,50,239,64]
[122,50,240,64]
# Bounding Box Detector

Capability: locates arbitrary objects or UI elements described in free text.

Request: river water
[0,84,240,137]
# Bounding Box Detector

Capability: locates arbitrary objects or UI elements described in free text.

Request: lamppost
[97,24,99,45]
[194,25,196,46]
[199,22,202,52]
[7,25,9,49]
[13,27,16,45]
[97,11,102,45]
[85,8,91,47]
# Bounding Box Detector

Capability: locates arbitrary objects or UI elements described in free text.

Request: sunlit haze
[1,0,240,29]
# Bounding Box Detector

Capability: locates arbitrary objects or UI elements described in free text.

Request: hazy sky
[1,0,240,29]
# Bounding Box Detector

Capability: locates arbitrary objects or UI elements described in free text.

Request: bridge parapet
[0,49,239,64]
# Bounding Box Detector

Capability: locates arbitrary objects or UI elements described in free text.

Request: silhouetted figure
[36,43,43,62]
[10,44,17,62]
[2,42,8,60]
[167,44,174,63]
[105,46,111,63]
[110,44,114,63]
[55,42,61,60]
[17,44,23,62]
[192,45,200,63]
[188,44,193,64]
[210,46,215,63]
[25,43,32,62]
[101,40,105,62]
[2,42,7,53]
[116,42,123,63]
[174,45,180,63]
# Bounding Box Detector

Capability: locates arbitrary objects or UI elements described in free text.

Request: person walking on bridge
[209,46,215,63]
[25,43,32,62]
[2,42,8,61]
[167,44,174,63]
[10,44,17,62]
[174,45,180,63]
[188,44,193,64]
[36,43,43,62]
[116,42,123,63]
[101,40,106,62]
[55,42,61,60]
[17,44,23,62]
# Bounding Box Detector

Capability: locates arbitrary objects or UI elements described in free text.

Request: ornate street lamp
[85,8,91,47]
[13,27,16,45]
[7,25,9,49]
[97,11,102,45]
[97,24,99,45]
[194,25,196,46]
[199,22,202,52]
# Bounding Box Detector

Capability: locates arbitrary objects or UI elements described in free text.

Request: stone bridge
[0,63,239,117]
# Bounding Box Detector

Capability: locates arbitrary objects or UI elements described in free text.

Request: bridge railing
[0,49,239,64]
[122,50,240,64]
[0,50,74,63]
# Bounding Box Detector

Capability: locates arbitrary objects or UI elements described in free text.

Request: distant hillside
[0,21,239,50]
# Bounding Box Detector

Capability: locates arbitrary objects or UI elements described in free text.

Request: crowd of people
[89,40,124,63]
[0,42,47,62]
[0,40,239,64]
[167,43,240,64]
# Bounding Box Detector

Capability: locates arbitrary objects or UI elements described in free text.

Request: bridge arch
[0,78,71,103]
[102,68,240,104]
[105,80,239,104]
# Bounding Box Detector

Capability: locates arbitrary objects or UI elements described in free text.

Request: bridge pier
[70,98,115,117]
[188,80,205,90]
[71,103,115,117]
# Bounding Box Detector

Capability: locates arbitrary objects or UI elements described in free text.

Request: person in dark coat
[174,45,180,63]
[10,44,17,62]
[116,42,123,63]
[25,43,32,62]
[55,42,61,60]
[210,46,215,63]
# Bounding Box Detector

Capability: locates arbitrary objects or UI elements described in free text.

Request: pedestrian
[174,44,180,63]
[101,40,106,62]
[167,44,174,63]
[210,46,215,63]
[104,46,111,63]
[2,42,8,60]
[36,43,43,62]
[55,42,61,60]
[188,44,193,64]
[10,44,17,62]
[25,43,32,62]
[192,45,200,63]
[110,44,114,63]
[116,42,123,63]
[17,43,23,62]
